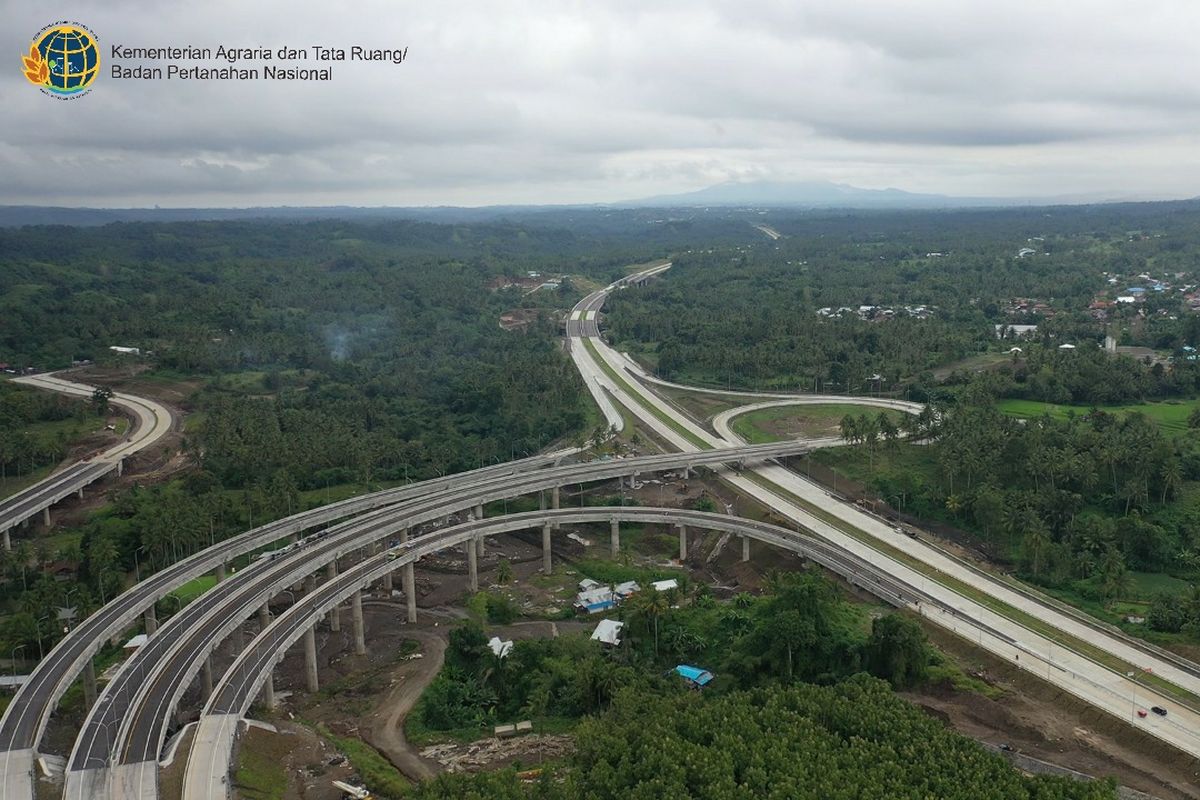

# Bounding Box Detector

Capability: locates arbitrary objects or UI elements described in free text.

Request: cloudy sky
[3,0,1200,207]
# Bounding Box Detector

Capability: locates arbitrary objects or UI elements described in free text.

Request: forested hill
[0,217,699,493]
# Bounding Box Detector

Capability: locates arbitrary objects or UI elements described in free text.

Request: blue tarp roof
[675,665,714,686]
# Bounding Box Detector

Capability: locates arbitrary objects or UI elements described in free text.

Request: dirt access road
[360,629,447,781]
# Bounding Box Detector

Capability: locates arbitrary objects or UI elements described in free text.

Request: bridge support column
[539,490,546,511]
[83,658,98,710]
[230,623,244,652]
[116,459,123,477]
[201,657,214,700]
[682,466,690,480]
[610,518,620,556]
[3,530,9,551]
[405,563,417,622]
[216,562,226,582]
[42,508,50,527]
[144,606,158,635]
[542,523,552,574]
[258,603,271,631]
[677,523,688,562]
[352,591,366,656]
[262,672,276,709]
[77,488,85,500]
[474,505,485,557]
[382,568,393,592]
[741,535,751,562]
[304,624,319,692]
[467,539,479,592]
[327,561,340,632]
[401,528,416,622]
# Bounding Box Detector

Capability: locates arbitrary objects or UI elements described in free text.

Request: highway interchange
[0,373,172,547]
[1,262,1199,797]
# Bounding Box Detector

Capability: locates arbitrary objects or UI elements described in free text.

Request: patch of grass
[574,558,685,587]
[996,397,1200,432]
[169,575,217,605]
[232,738,286,800]
[318,725,409,799]
[731,403,907,444]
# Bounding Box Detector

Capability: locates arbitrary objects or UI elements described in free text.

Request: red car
[1136,709,1148,718]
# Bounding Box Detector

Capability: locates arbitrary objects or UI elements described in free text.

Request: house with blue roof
[674,664,714,688]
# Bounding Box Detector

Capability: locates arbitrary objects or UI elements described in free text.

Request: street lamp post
[9,644,25,677]
[134,545,148,583]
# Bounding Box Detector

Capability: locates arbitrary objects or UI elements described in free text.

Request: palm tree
[629,587,669,656]
[1022,522,1051,578]
[1160,459,1183,505]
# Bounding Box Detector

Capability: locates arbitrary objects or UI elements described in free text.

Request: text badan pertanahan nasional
[109,44,407,81]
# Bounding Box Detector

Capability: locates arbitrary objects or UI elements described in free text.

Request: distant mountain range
[0,182,1181,226]
[623,180,1137,209]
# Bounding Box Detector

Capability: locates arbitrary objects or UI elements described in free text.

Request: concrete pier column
[201,657,214,700]
[542,523,552,574]
[610,518,621,556]
[539,490,546,511]
[42,508,50,527]
[467,539,479,592]
[262,672,276,709]
[116,459,123,477]
[552,486,560,509]
[77,488,85,500]
[677,523,688,561]
[216,562,226,582]
[326,561,340,631]
[144,607,158,635]
[401,528,416,622]
[3,530,10,551]
[305,574,316,595]
[617,475,623,490]
[474,504,486,557]
[382,569,393,592]
[352,591,366,655]
[741,535,751,562]
[83,658,98,710]
[304,624,319,692]
[405,563,417,623]
[258,603,271,631]
[230,623,244,652]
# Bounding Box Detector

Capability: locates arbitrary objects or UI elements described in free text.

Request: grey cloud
[1,0,1199,206]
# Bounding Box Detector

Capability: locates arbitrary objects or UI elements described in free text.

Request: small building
[674,664,714,689]
[578,578,602,592]
[575,586,617,614]
[1058,343,1077,350]
[591,619,624,646]
[614,580,640,599]
[651,579,679,593]
[109,346,141,355]
[1116,296,1136,304]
